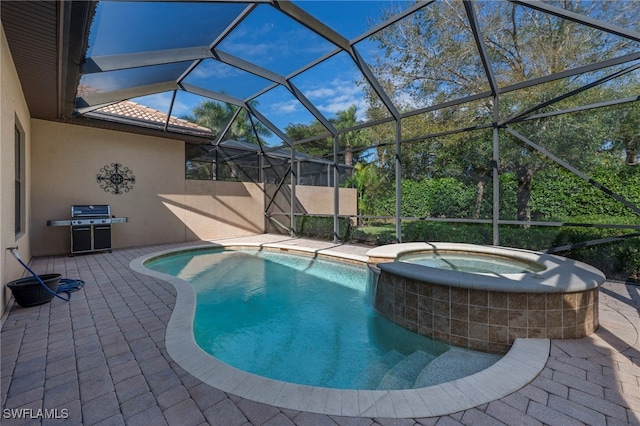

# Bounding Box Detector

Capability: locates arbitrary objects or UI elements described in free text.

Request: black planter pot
[7,274,62,307]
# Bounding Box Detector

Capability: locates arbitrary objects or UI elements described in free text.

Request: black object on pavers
[7,274,62,307]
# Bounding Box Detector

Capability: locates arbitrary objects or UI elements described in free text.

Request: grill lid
[71,204,111,218]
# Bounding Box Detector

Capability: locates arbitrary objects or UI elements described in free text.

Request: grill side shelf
[47,220,72,226]
[47,217,128,226]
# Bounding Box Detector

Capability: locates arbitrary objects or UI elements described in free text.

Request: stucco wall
[294,186,357,216]
[181,180,264,240]
[1,24,33,314]
[30,121,270,256]
[265,183,357,235]
[30,119,356,257]
[30,120,188,256]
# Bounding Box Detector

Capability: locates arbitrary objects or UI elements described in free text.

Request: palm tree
[334,105,360,166]
[182,100,271,144]
[183,100,274,181]
[346,162,385,225]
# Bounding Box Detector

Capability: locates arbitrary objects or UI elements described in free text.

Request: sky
[83,1,410,145]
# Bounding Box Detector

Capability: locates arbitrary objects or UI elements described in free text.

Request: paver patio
[1,235,639,425]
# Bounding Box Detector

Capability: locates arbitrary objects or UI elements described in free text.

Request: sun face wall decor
[97,163,136,195]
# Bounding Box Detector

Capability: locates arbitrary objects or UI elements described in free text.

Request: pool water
[146,248,499,389]
[399,252,544,274]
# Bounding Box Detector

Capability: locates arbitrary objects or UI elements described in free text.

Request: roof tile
[95,100,212,134]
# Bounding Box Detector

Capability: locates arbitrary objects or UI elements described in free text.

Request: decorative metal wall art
[97,163,136,195]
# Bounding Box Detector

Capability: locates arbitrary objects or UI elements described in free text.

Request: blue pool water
[146,248,498,389]
[399,252,543,274]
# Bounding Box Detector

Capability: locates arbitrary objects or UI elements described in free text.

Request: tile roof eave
[82,110,216,139]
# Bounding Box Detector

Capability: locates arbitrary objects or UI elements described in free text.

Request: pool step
[377,350,435,390]
[350,350,405,389]
[413,346,501,388]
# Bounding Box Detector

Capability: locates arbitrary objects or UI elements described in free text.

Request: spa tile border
[130,242,550,418]
[375,269,598,354]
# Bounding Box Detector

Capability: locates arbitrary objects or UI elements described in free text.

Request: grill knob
[90,220,94,224]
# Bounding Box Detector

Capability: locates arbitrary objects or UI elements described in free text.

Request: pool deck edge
[129,243,551,418]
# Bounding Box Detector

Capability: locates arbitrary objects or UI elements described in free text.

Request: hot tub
[367,243,606,354]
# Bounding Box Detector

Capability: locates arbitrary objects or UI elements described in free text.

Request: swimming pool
[145,248,500,389]
[131,240,550,417]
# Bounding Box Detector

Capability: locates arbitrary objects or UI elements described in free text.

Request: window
[15,121,25,237]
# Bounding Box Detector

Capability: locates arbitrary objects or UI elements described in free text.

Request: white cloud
[189,60,238,80]
[304,87,336,99]
[302,77,369,120]
[318,98,369,121]
[170,98,192,118]
[270,99,301,114]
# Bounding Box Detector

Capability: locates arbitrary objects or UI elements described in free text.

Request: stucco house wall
[30,120,189,256]
[30,121,271,256]
[1,24,33,314]
[30,121,355,256]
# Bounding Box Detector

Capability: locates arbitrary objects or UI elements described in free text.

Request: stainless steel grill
[47,204,128,255]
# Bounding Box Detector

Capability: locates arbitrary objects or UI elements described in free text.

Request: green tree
[182,100,271,144]
[335,105,362,166]
[285,120,332,159]
[613,101,640,166]
[345,162,388,224]
[367,0,638,222]
[286,105,369,166]
[182,100,272,181]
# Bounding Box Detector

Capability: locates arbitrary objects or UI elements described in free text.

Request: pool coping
[368,242,605,293]
[130,241,551,418]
